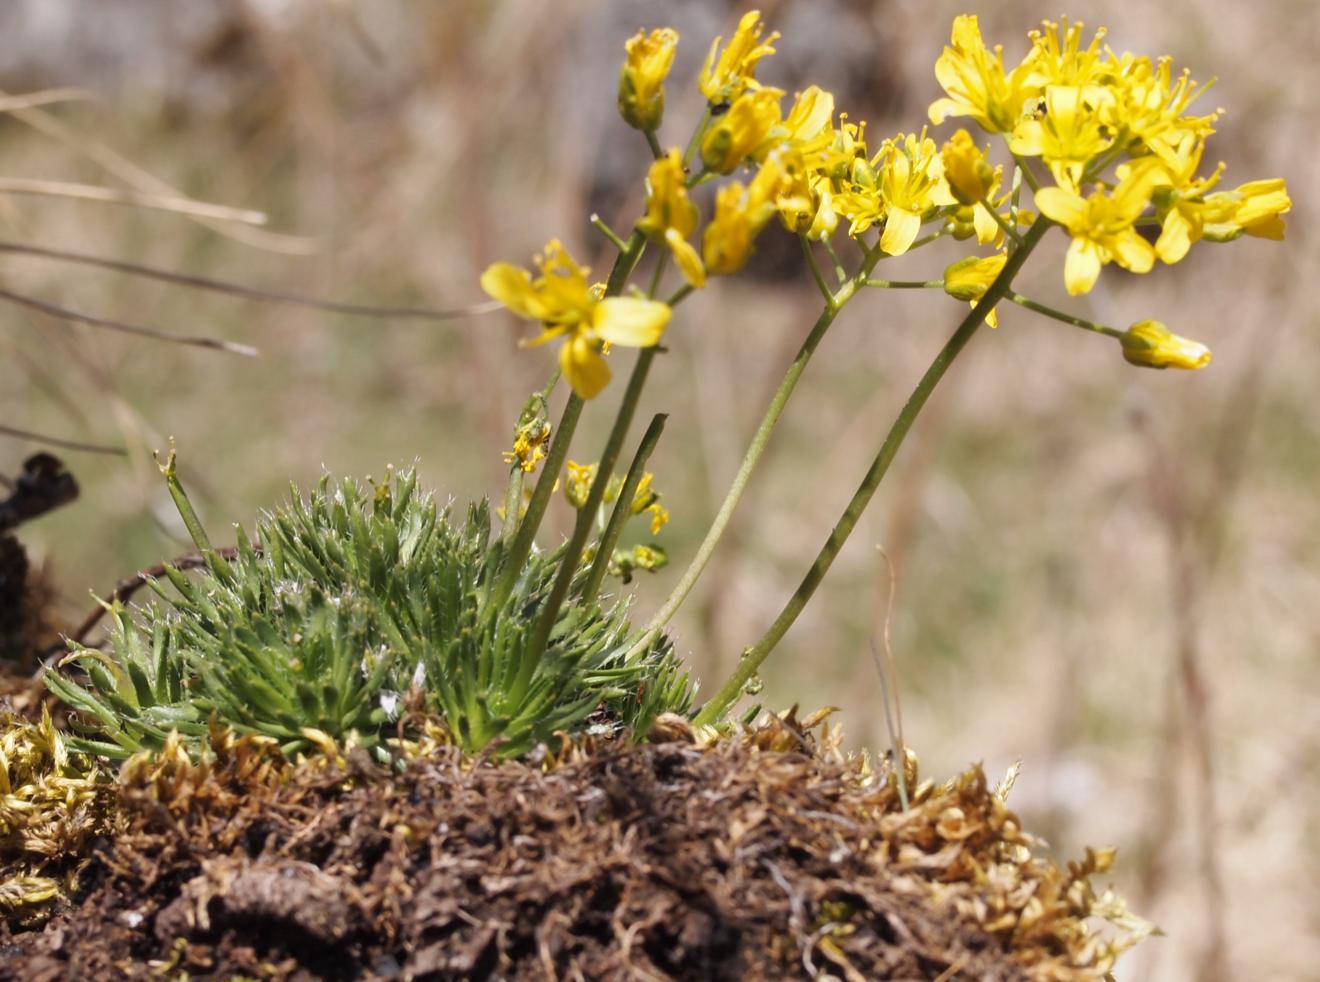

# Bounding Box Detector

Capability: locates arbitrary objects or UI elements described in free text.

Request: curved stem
[865,279,943,290]
[488,231,646,613]
[525,345,658,657]
[628,247,887,660]
[665,283,696,307]
[979,196,1024,246]
[1009,151,1044,193]
[683,106,714,171]
[644,129,664,161]
[1009,292,1124,338]
[694,217,1052,724]
[799,235,836,306]
[591,214,628,252]
[489,391,584,611]
[582,413,668,605]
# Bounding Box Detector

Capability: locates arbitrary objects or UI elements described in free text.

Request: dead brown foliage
[0,713,1145,980]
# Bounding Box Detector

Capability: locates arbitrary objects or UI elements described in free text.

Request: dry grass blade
[0,424,124,456]
[0,92,317,254]
[0,240,501,322]
[0,287,257,356]
[0,89,96,113]
[0,177,266,226]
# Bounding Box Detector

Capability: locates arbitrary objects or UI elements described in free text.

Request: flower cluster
[480,240,670,398]
[931,15,1289,297]
[484,12,1287,391]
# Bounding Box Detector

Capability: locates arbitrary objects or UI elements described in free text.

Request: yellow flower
[481,240,671,399]
[1034,162,1161,295]
[701,87,784,174]
[1024,19,1112,91]
[504,416,551,473]
[631,544,668,571]
[618,28,678,132]
[646,502,670,535]
[629,471,658,512]
[699,10,779,103]
[928,15,1042,133]
[943,252,1007,327]
[1127,139,1225,264]
[702,154,787,275]
[637,149,706,287]
[1119,320,1211,370]
[1107,54,1219,169]
[831,156,885,237]
[941,129,997,205]
[875,131,956,255]
[564,460,597,508]
[1202,179,1291,242]
[779,85,836,149]
[1009,84,1115,193]
[776,162,839,240]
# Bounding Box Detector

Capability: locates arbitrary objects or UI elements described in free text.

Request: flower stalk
[582,412,669,605]
[694,217,1051,724]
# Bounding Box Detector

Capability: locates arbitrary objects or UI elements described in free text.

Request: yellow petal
[1034,187,1086,229]
[972,202,1003,246]
[928,96,965,126]
[1156,208,1194,264]
[880,207,921,256]
[480,263,548,320]
[1111,230,1155,274]
[1008,119,1046,157]
[1063,237,1102,295]
[665,229,707,288]
[560,335,611,399]
[592,297,672,348]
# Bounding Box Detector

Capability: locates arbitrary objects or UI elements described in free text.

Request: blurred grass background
[1,1,1314,978]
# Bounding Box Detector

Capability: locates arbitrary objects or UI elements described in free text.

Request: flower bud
[941,129,997,205]
[618,28,678,132]
[942,253,1007,301]
[1119,320,1212,370]
[943,252,1007,327]
[701,88,783,174]
[564,460,597,509]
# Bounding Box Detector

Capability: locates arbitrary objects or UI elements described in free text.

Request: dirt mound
[0,713,1141,980]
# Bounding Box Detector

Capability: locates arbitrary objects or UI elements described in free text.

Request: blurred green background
[1,2,1314,978]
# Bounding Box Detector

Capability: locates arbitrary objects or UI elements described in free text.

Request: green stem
[591,214,628,252]
[683,106,714,171]
[648,250,669,298]
[694,217,1053,725]
[628,247,888,659]
[907,226,951,251]
[607,230,647,295]
[1009,292,1124,338]
[1009,165,1023,252]
[979,196,1024,246]
[489,391,584,612]
[799,235,835,305]
[665,283,696,307]
[525,345,659,658]
[582,413,668,605]
[500,371,560,544]
[644,128,664,160]
[156,446,213,554]
[500,468,524,544]
[865,279,943,290]
[821,236,848,284]
[1010,151,1043,193]
[489,232,646,613]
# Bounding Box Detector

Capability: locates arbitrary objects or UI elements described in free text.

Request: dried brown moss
[0,708,108,925]
[0,712,1149,980]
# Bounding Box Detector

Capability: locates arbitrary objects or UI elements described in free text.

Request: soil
[0,712,1130,981]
